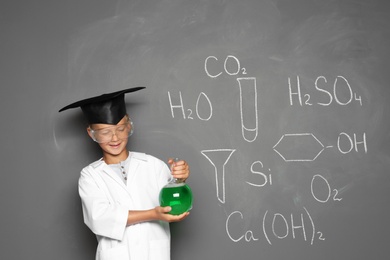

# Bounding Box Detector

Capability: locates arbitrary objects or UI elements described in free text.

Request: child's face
[87,115,130,159]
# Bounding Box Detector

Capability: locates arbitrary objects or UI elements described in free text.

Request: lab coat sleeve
[78,167,128,241]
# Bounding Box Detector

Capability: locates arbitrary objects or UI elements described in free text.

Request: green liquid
[159,183,193,215]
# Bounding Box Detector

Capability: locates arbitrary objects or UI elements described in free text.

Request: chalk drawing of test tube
[237,77,258,142]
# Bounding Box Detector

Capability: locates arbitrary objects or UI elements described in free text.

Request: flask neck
[171,178,185,184]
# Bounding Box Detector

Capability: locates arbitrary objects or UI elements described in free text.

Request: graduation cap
[59,87,145,125]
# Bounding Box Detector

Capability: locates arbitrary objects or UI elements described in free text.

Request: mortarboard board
[59,87,145,125]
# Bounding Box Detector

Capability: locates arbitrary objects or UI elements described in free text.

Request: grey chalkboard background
[1,0,390,259]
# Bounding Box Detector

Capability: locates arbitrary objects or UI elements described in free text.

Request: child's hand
[168,158,190,181]
[154,206,190,222]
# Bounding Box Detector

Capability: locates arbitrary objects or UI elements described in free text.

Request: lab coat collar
[88,151,147,169]
[92,152,147,195]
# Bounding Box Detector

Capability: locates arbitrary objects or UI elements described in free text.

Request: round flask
[159,162,193,215]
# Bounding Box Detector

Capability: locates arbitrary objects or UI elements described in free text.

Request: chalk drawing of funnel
[201,149,236,203]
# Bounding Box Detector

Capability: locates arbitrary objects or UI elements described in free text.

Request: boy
[59,87,190,260]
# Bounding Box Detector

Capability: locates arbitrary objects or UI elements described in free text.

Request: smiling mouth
[109,142,122,147]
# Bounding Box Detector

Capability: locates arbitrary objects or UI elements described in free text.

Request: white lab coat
[78,152,172,260]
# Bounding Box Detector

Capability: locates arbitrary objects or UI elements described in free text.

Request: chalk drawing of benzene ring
[273,133,331,162]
